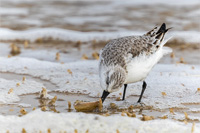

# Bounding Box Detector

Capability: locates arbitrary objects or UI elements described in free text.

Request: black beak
[101,90,110,103]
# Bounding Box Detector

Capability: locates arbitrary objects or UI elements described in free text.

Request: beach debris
[68,101,71,109]
[196,88,200,94]
[74,100,102,112]
[98,98,103,112]
[184,120,188,124]
[48,96,57,106]
[24,41,29,48]
[40,87,47,99]
[41,106,47,111]
[9,109,14,112]
[85,129,89,133]
[92,52,99,60]
[47,129,51,133]
[20,108,27,115]
[180,57,186,64]
[32,107,36,111]
[75,40,81,50]
[6,130,9,133]
[55,52,60,61]
[67,69,73,75]
[8,88,13,94]
[74,129,78,133]
[22,77,26,84]
[102,113,110,116]
[35,38,43,43]
[16,83,20,87]
[170,52,175,58]
[110,103,118,109]
[161,115,168,119]
[22,128,27,133]
[116,129,120,133]
[119,92,122,96]
[191,122,195,133]
[10,43,21,56]
[126,112,136,117]
[121,112,126,116]
[141,115,154,121]
[191,66,195,70]
[162,92,167,96]
[116,97,121,101]
[81,54,88,60]
[169,108,175,114]
[184,112,189,120]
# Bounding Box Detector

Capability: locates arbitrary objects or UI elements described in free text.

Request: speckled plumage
[99,23,172,93]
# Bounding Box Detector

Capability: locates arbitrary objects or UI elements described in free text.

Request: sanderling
[99,23,172,103]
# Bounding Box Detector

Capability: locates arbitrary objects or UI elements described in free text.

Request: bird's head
[101,67,125,102]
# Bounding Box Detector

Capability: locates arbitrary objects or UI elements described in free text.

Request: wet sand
[0,72,199,123]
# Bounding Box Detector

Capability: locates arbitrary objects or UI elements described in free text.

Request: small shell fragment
[116,97,121,101]
[55,52,60,61]
[121,112,125,116]
[68,101,71,109]
[162,92,167,96]
[47,129,51,133]
[20,108,27,115]
[74,129,78,133]
[141,115,154,121]
[41,106,46,111]
[92,52,99,60]
[161,115,168,119]
[40,87,47,99]
[32,107,36,111]
[22,77,26,84]
[81,54,88,60]
[10,43,21,56]
[110,103,118,109]
[128,105,134,111]
[67,69,73,75]
[191,122,195,133]
[48,96,57,106]
[16,83,20,87]
[184,112,189,120]
[24,40,29,48]
[170,52,175,58]
[169,108,175,114]
[126,112,136,117]
[22,128,27,133]
[8,88,13,94]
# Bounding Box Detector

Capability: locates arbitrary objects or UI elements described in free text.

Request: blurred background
[0,0,200,64]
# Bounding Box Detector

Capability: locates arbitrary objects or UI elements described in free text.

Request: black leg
[122,84,127,100]
[137,81,147,103]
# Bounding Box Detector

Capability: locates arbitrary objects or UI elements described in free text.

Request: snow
[0,110,199,133]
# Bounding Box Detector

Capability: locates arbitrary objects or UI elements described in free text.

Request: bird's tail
[145,23,172,46]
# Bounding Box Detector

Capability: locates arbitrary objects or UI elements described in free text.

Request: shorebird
[99,23,172,103]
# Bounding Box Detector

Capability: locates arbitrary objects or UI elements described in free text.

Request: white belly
[125,49,163,84]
